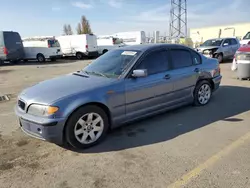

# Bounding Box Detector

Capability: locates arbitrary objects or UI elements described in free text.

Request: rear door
[86,34,97,52]
[4,32,24,60]
[230,38,240,55]
[169,48,201,103]
[222,39,232,58]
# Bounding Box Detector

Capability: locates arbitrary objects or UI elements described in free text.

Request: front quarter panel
[52,80,126,126]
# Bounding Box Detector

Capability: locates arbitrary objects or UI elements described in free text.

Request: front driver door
[124,49,173,120]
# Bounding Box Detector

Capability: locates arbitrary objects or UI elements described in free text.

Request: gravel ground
[0,59,250,188]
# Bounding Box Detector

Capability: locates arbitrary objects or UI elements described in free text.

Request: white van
[112,31,146,45]
[56,34,98,59]
[97,35,125,55]
[22,36,62,62]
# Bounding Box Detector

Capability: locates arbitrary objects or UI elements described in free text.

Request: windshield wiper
[85,71,108,78]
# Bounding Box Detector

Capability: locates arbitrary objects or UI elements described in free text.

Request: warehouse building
[190,22,250,47]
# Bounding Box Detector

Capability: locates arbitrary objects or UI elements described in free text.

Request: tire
[76,52,83,60]
[37,54,45,62]
[193,80,212,106]
[102,49,108,54]
[216,53,223,63]
[65,105,109,149]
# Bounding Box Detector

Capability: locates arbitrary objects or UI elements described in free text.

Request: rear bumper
[212,75,222,91]
[15,106,65,145]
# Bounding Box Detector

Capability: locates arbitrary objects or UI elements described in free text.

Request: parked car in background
[196,37,240,63]
[22,36,62,62]
[112,31,146,45]
[231,44,250,79]
[97,35,125,55]
[15,44,222,149]
[56,34,98,59]
[0,31,24,64]
[240,31,250,46]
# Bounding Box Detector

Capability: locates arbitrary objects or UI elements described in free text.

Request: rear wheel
[65,105,109,149]
[193,80,212,106]
[37,54,45,62]
[76,52,83,60]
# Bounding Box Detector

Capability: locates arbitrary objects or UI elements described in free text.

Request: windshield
[48,39,60,47]
[243,32,250,40]
[200,39,223,47]
[83,49,141,78]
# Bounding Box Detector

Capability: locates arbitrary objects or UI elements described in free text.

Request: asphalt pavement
[0,59,250,188]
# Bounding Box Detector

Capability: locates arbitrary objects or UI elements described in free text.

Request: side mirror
[223,43,229,46]
[132,69,147,78]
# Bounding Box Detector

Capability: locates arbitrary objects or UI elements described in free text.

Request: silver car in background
[196,37,240,63]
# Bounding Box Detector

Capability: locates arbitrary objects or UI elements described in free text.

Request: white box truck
[56,34,98,59]
[112,31,146,45]
[97,35,125,55]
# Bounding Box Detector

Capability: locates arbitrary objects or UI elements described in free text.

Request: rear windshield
[48,40,60,47]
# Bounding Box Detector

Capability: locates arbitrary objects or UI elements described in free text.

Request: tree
[63,24,73,35]
[76,23,82,34]
[76,15,92,34]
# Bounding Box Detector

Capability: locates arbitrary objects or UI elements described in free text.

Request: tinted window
[243,32,250,40]
[191,51,202,65]
[171,50,193,69]
[230,39,238,45]
[83,50,140,78]
[201,39,222,46]
[136,50,169,75]
[223,39,231,46]
[48,40,60,47]
[3,32,21,48]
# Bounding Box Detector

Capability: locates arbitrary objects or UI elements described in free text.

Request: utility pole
[169,0,187,39]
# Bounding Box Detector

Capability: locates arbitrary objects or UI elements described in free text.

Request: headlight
[28,104,59,116]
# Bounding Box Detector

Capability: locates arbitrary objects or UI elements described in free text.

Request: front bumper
[212,75,222,91]
[15,106,66,145]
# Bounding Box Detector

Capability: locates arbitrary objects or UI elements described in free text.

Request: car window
[191,51,202,65]
[223,39,231,46]
[48,40,60,48]
[83,49,141,78]
[243,32,250,40]
[230,39,238,45]
[136,50,169,75]
[170,49,193,69]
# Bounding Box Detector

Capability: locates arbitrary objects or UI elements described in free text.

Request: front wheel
[193,80,212,106]
[76,52,83,60]
[216,53,223,63]
[65,105,109,149]
[37,54,45,62]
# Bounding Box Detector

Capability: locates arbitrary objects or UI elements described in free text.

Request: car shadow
[62,85,250,153]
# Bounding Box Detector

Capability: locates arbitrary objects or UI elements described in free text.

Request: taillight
[48,44,51,48]
[112,38,115,45]
[86,45,88,49]
[3,47,8,55]
[248,41,250,45]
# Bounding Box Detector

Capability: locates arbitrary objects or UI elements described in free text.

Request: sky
[0,0,249,38]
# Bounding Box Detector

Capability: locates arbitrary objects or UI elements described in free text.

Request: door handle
[164,74,171,79]
[194,68,200,72]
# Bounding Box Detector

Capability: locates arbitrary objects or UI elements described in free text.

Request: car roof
[208,37,237,40]
[118,43,191,52]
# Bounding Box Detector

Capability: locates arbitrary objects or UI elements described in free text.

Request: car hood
[197,46,219,52]
[19,72,114,104]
